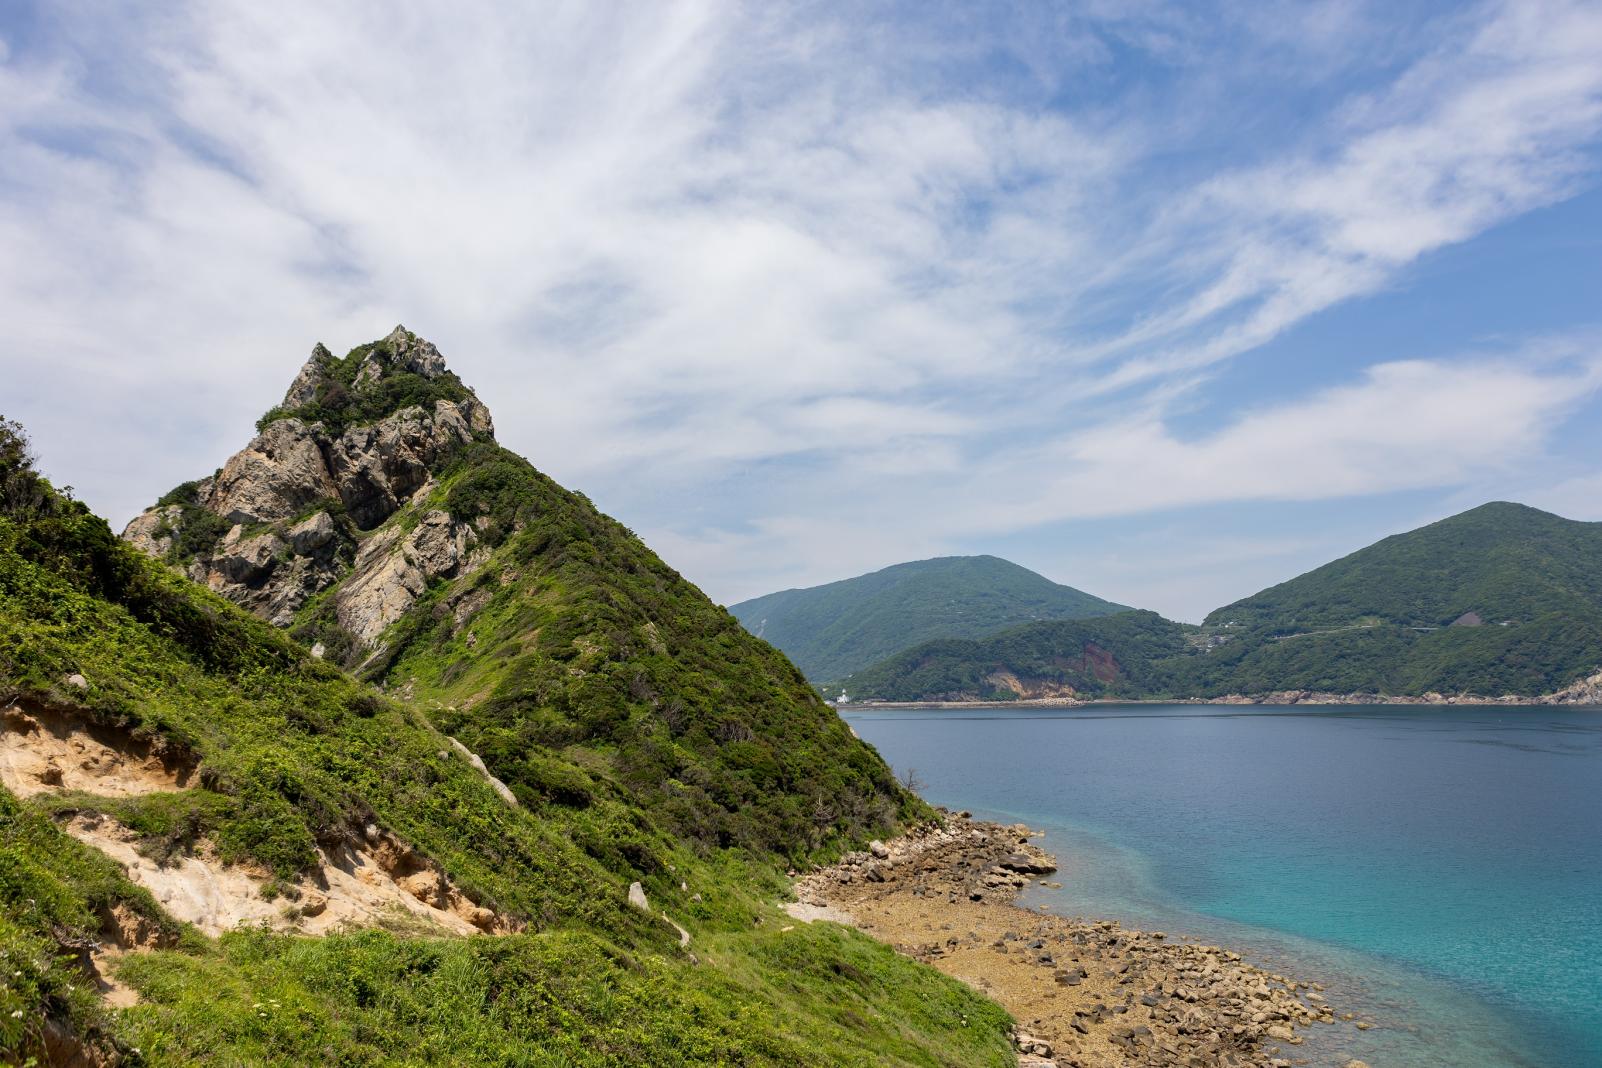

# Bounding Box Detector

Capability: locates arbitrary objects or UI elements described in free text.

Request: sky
[2,0,1601,623]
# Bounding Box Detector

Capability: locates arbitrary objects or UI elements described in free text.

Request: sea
[840,704,1602,1068]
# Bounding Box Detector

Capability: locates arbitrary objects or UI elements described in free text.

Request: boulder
[209,529,285,586]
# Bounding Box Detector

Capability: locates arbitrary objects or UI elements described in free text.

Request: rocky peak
[376,325,449,378]
[282,343,335,408]
[122,329,497,648]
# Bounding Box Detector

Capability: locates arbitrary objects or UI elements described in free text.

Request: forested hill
[836,611,1189,702]
[1207,502,1602,631]
[730,555,1128,683]
[840,504,1602,702]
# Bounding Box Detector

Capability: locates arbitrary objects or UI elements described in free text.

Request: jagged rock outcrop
[327,401,481,527]
[121,504,182,558]
[336,510,484,646]
[121,326,494,646]
[210,418,337,526]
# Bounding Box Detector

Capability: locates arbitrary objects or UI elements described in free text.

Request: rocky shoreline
[839,668,1602,711]
[1196,668,1602,706]
[789,812,1374,1068]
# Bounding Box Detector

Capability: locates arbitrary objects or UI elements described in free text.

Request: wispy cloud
[1,0,1599,613]
[992,338,1602,525]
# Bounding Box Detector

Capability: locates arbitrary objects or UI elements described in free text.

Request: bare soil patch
[1,703,193,799]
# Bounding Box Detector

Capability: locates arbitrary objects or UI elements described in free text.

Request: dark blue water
[843,705,1602,1068]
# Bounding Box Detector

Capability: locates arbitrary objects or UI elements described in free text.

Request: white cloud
[999,345,1602,525]
[1522,472,1602,522]
[0,0,1599,609]
[682,338,1602,607]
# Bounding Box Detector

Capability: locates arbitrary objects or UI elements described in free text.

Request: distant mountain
[839,611,1188,702]
[1206,502,1602,631]
[843,504,1602,702]
[730,555,1129,683]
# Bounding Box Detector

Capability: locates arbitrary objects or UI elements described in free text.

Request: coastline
[833,668,1602,710]
[789,812,1369,1068]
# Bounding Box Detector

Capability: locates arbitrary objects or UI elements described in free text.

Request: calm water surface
[842,704,1602,1068]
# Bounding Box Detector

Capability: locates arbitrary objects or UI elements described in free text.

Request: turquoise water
[842,705,1602,1068]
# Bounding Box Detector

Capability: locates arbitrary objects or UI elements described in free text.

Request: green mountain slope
[844,504,1602,702]
[1206,502,1602,630]
[2,417,1013,1063]
[730,555,1128,683]
[837,611,1189,701]
[1187,502,1602,697]
[126,330,917,858]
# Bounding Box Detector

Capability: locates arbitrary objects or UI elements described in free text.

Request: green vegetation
[838,611,1189,701]
[255,336,478,436]
[367,439,922,858]
[150,479,232,563]
[1207,502,1602,630]
[844,505,1602,701]
[4,415,1010,1065]
[1187,502,1602,696]
[731,555,1130,683]
[104,917,1009,1067]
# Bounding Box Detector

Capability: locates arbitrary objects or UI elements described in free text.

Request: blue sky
[2,1,1601,621]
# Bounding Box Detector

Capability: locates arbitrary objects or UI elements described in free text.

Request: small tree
[0,415,51,518]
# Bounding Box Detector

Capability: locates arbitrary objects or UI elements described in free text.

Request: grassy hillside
[1,420,1013,1066]
[349,439,918,856]
[844,505,1602,701]
[731,555,1128,684]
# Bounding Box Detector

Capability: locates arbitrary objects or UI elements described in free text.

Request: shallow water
[842,704,1602,1068]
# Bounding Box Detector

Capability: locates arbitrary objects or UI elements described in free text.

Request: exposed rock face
[981,670,1080,702]
[191,515,345,627]
[121,327,494,647]
[328,401,480,528]
[1541,668,1602,705]
[281,342,335,407]
[121,504,182,558]
[210,418,337,526]
[337,510,484,646]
